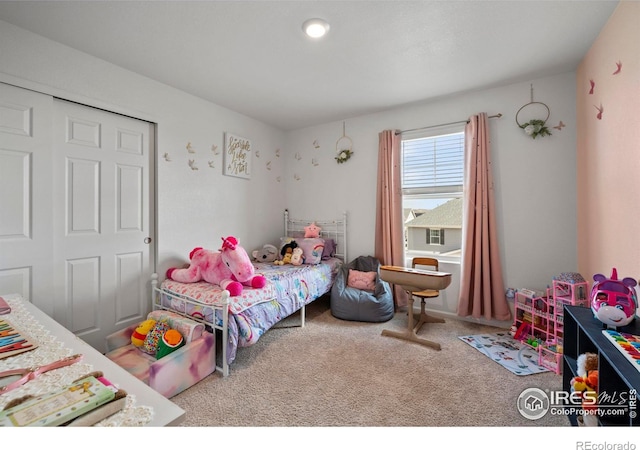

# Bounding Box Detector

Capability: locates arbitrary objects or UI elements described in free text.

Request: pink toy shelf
[512,272,590,374]
[539,339,563,374]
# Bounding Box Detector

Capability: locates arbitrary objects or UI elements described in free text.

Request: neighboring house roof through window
[405,198,462,229]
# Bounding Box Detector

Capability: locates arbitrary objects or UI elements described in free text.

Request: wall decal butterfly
[613,61,622,75]
[594,104,603,120]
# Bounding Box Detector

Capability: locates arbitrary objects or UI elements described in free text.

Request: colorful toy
[304,222,321,238]
[274,240,298,265]
[290,247,304,266]
[142,320,170,355]
[525,337,542,348]
[156,329,185,360]
[513,322,530,341]
[281,251,293,264]
[280,240,298,258]
[602,329,640,374]
[131,319,156,347]
[577,352,599,376]
[591,268,638,328]
[166,236,267,297]
[251,244,278,263]
[569,352,599,425]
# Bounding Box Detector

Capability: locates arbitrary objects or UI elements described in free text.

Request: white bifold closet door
[0,83,155,352]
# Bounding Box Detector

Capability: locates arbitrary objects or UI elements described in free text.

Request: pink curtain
[375,130,408,308]
[457,113,511,321]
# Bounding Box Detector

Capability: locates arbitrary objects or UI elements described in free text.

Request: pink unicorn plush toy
[166,236,267,296]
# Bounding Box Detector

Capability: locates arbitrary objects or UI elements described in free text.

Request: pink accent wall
[577,1,640,281]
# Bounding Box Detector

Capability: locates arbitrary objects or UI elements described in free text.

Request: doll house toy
[512,272,590,374]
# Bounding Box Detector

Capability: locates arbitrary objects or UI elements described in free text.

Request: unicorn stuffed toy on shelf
[590,268,638,328]
[166,236,267,297]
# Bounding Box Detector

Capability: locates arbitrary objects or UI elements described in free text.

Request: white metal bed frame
[151,210,347,377]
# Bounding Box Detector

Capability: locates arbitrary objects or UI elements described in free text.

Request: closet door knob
[144,237,152,244]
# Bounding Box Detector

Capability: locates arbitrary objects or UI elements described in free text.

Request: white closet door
[0,83,55,314]
[52,99,155,351]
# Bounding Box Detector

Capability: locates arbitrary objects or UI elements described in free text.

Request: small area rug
[458,331,549,376]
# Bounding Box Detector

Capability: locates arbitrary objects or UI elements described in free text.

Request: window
[401,126,464,261]
[427,228,445,245]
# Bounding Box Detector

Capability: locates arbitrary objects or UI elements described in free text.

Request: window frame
[401,124,465,264]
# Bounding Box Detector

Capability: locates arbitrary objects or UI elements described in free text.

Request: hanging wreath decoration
[515,85,552,139]
[335,122,354,164]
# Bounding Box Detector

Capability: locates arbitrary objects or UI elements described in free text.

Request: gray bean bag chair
[330,255,394,322]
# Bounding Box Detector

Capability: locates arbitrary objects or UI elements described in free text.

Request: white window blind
[401,132,464,195]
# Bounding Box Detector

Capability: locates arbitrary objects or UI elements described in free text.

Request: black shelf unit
[563,305,640,426]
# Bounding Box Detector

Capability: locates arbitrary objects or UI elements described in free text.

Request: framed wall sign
[223,133,252,179]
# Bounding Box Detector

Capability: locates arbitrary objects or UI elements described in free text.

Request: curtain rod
[395,113,503,135]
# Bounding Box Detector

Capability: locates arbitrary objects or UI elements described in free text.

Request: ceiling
[0,1,619,131]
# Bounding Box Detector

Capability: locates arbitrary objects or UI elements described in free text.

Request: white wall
[1,19,579,327]
[285,72,578,325]
[0,20,288,278]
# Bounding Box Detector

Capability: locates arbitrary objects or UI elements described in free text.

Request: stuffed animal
[280,240,298,258]
[166,236,267,296]
[156,329,185,360]
[290,247,304,266]
[282,249,293,264]
[570,352,599,425]
[570,352,596,393]
[304,222,321,238]
[131,319,156,347]
[577,352,598,377]
[274,240,298,265]
[591,268,638,327]
[252,244,278,263]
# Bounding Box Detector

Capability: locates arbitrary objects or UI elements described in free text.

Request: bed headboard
[284,209,348,263]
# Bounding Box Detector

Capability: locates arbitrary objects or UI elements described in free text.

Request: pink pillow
[297,238,325,265]
[347,269,376,291]
[304,222,321,238]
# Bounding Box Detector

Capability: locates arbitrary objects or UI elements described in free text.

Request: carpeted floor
[171,296,570,427]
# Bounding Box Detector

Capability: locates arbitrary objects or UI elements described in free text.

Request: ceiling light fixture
[302,18,330,39]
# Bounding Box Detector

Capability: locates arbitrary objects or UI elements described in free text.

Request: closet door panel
[0,83,155,353]
[0,83,54,314]
[53,99,154,351]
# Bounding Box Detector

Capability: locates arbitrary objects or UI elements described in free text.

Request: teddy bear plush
[166,236,267,296]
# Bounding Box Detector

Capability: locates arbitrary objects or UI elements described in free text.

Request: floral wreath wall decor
[335,121,353,164]
[515,85,552,139]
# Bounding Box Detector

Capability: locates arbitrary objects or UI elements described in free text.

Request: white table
[1,294,185,426]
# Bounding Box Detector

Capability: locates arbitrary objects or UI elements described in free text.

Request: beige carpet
[172,296,569,427]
